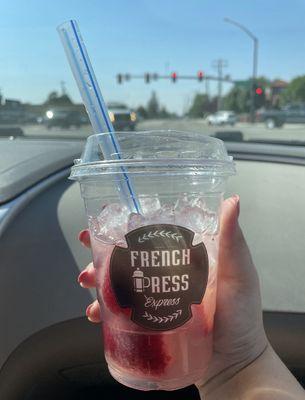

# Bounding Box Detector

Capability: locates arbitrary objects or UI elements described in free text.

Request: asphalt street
[5,119,305,143]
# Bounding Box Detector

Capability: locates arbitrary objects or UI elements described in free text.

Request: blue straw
[57,20,141,213]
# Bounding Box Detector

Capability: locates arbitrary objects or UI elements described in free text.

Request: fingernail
[78,270,89,285]
[232,194,240,217]
[86,305,97,322]
[86,304,93,317]
[78,230,89,246]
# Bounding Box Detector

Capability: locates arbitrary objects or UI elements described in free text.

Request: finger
[78,262,96,288]
[218,195,257,283]
[86,299,101,323]
[78,229,91,248]
[219,195,240,249]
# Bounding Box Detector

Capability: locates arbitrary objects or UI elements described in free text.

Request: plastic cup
[70,130,235,391]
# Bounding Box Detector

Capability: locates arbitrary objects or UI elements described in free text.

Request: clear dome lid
[70,130,236,180]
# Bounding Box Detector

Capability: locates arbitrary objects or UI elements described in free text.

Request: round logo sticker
[110,224,209,331]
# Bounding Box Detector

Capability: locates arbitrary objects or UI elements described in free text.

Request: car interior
[1,1,305,399]
[0,138,304,399]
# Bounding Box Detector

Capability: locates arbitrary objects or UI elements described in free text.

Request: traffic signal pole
[250,38,259,122]
[116,73,233,85]
[212,59,228,111]
[224,18,259,123]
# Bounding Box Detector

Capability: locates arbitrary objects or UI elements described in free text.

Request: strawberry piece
[101,258,170,376]
[103,324,171,376]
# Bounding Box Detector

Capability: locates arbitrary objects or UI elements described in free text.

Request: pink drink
[70,131,235,391]
[90,203,218,391]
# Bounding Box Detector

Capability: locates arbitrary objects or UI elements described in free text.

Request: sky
[1,0,305,114]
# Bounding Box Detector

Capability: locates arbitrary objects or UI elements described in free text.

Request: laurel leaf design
[142,310,182,324]
[138,230,183,243]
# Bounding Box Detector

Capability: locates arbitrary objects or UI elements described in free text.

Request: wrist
[197,343,269,399]
[198,343,305,400]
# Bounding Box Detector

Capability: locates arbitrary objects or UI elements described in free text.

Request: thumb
[218,195,258,285]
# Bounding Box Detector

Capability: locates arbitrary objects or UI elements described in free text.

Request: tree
[188,94,216,117]
[44,91,73,106]
[146,91,160,118]
[255,76,271,88]
[136,105,148,119]
[281,75,305,103]
[224,76,269,113]
[223,86,249,113]
[137,92,174,119]
[159,106,171,118]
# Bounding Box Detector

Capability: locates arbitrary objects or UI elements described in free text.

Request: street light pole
[212,59,228,111]
[224,17,258,123]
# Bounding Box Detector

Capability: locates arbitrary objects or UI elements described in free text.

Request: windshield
[1,1,305,145]
[107,103,128,110]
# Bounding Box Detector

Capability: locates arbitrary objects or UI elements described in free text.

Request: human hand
[77,195,267,389]
[196,195,267,392]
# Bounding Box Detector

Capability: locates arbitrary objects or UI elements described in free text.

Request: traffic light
[171,72,177,83]
[197,71,204,81]
[117,73,123,84]
[144,73,151,84]
[254,84,265,108]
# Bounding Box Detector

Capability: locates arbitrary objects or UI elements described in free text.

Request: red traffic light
[171,72,177,82]
[197,71,204,81]
[255,87,263,95]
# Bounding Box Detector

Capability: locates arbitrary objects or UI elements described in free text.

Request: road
[4,119,305,142]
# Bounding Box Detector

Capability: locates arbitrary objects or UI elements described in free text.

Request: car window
[0,1,305,144]
[107,103,128,110]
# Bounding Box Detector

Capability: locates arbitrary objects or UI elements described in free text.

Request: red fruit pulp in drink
[103,325,171,376]
[101,255,171,376]
[92,235,216,389]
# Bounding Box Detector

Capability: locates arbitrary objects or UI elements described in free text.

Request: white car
[206,111,237,126]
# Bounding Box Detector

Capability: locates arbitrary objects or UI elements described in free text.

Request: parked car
[0,109,25,124]
[257,103,305,129]
[41,108,89,129]
[107,102,137,131]
[205,111,236,126]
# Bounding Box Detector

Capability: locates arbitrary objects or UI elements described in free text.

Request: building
[269,80,288,107]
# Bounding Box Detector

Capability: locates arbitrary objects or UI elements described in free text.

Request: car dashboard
[0,139,304,399]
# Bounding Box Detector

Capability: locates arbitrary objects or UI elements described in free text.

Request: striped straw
[57,20,141,213]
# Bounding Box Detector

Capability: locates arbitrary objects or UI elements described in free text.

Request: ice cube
[204,210,219,235]
[127,213,147,231]
[192,232,203,246]
[139,195,161,216]
[175,206,218,234]
[192,197,208,211]
[115,238,128,248]
[174,194,190,211]
[150,203,175,224]
[94,203,129,244]
[175,206,203,232]
[88,215,100,236]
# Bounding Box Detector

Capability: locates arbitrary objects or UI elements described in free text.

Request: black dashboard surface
[0,139,82,203]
